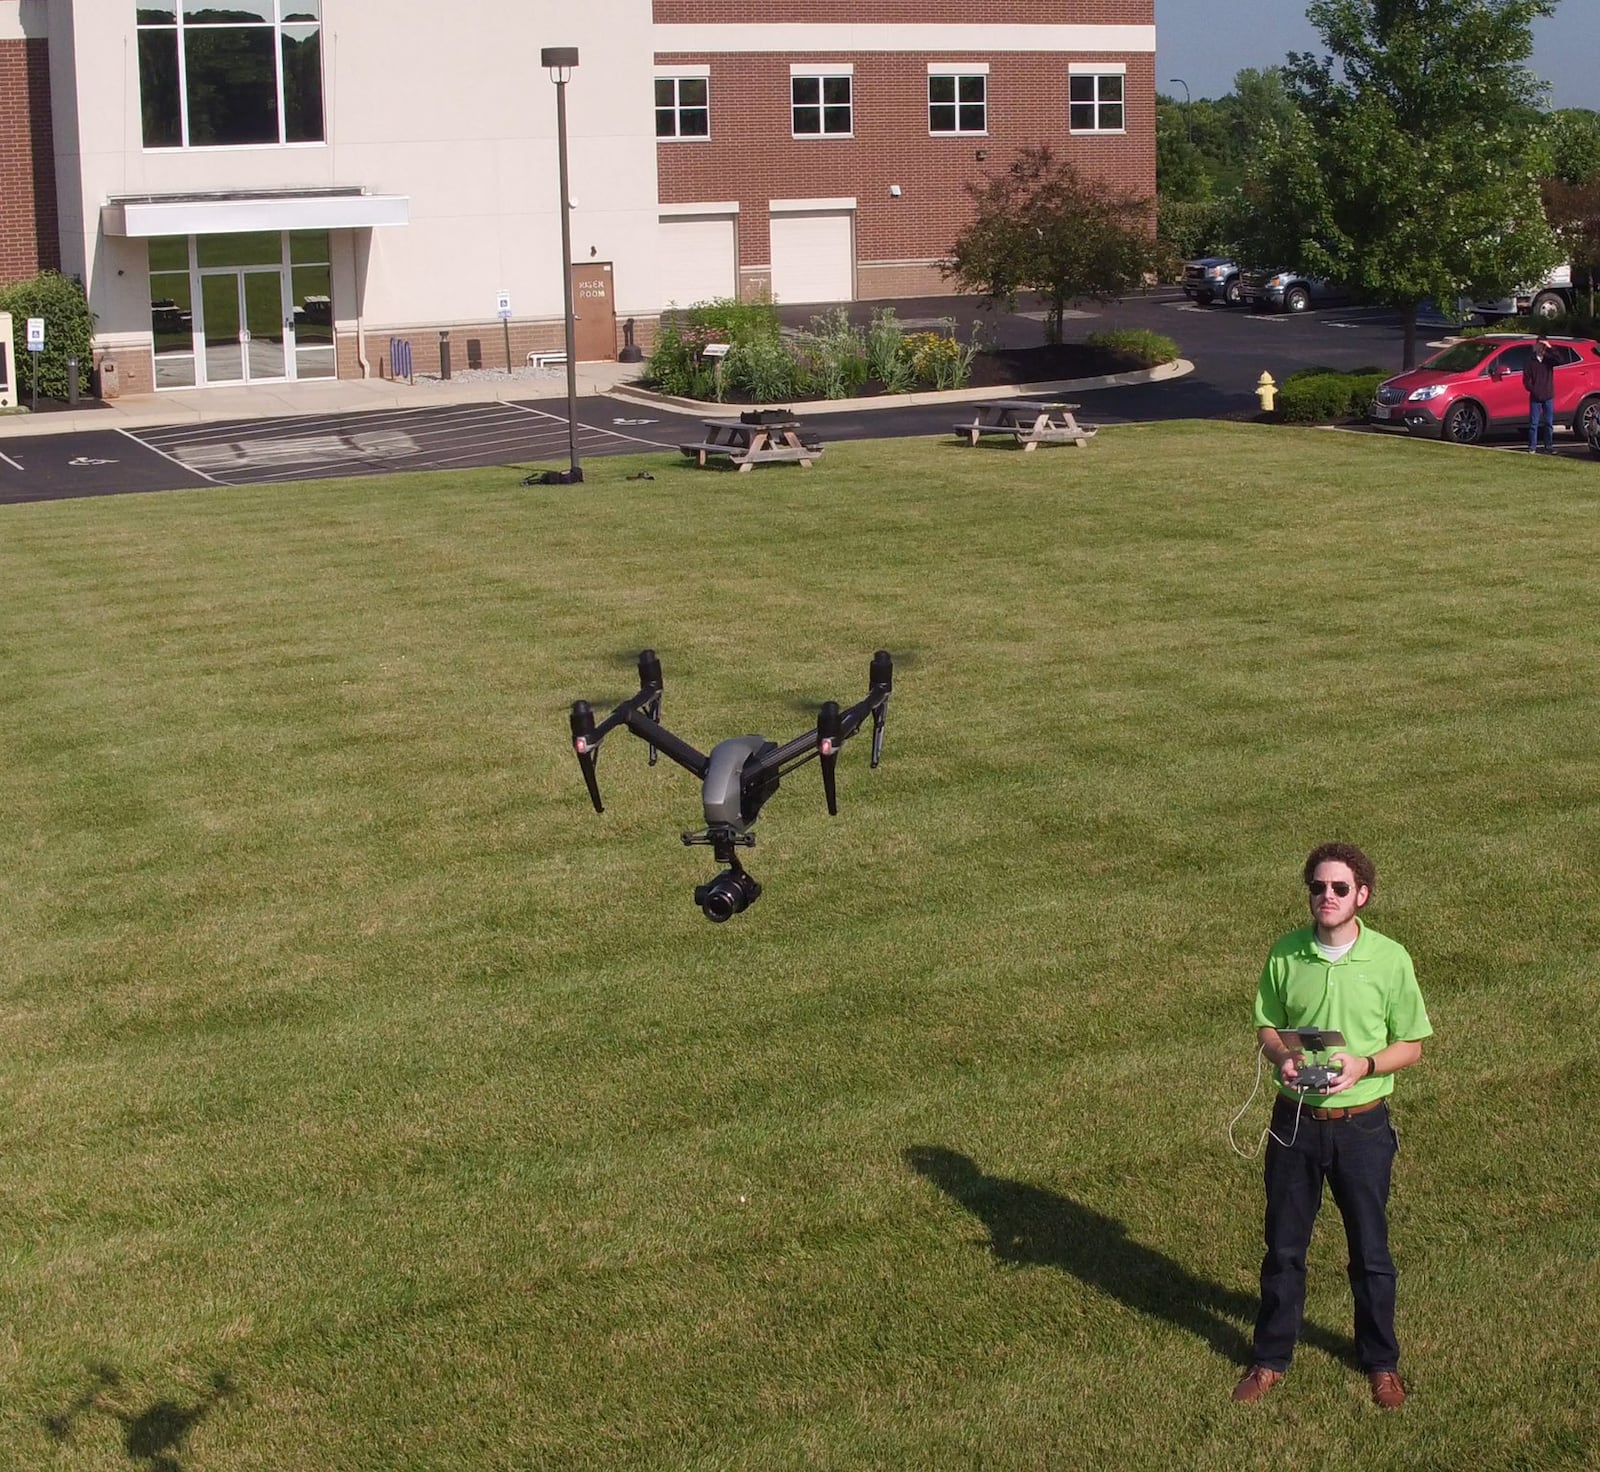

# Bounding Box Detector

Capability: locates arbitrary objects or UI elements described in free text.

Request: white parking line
[0,450,24,471]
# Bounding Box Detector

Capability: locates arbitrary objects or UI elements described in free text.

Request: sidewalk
[0,359,644,440]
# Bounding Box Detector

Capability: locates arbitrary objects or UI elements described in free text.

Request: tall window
[792,72,852,137]
[137,0,324,149]
[929,72,986,135]
[1069,70,1124,132]
[655,76,709,139]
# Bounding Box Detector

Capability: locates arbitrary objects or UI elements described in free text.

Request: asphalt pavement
[2,290,1592,504]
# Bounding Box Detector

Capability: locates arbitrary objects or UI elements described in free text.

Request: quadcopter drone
[569,649,893,921]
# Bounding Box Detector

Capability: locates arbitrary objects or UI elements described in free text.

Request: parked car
[1241,268,1349,313]
[1181,256,1242,306]
[1370,333,1600,444]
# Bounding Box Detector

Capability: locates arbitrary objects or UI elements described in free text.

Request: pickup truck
[1241,268,1350,313]
[1467,263,1587,324]
[1180,257,1242,306]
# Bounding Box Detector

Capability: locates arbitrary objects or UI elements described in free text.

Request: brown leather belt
[1288,1098,1385,1122]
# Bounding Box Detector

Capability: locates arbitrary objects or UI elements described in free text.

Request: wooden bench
[678,418,822,472]
[954,398,1098,450]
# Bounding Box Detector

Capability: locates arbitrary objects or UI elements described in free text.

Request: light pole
[542,45,583,484]
[1169,77,1192,146]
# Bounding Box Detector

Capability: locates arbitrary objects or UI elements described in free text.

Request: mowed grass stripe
[1,425,1596,1470]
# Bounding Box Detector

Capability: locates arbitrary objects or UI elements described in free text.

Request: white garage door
[769,210,854,305]
[658,214,738,308]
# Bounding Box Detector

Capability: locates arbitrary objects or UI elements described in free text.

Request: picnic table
[953,398,1098,450]
[679,416,822,472]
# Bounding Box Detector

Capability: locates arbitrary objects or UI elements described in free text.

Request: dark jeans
[1529,397,1555,451]
[1252,1098,1400,1373]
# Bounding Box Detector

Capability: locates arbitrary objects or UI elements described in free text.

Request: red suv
[1370,334,1600,445]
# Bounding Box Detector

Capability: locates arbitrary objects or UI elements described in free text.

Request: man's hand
[1276,1051,1305,1087]
[1323,1051,1368,1094]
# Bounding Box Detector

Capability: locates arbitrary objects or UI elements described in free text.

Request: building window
[1069,71,1124,132]
[136,0,324,149]
[792,74,852,137]
[929,73,986,135]
[655,76,709,139]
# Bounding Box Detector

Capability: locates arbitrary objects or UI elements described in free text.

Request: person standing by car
[1523,337,1557,452]
[1231,843,1433,1411]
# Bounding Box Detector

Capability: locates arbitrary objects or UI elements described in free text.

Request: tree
[1241,0,1561,368]
[945,147,1160,344]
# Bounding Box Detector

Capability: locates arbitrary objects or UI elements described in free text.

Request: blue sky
[1154,0,1596,111]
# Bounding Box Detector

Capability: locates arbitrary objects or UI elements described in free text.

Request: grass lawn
[2,424,1597,1470]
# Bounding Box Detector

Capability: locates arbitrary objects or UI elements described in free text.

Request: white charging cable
[1228,1044,1306,1157]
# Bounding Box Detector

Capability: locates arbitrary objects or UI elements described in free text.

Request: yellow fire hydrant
[1256,371,1277,413]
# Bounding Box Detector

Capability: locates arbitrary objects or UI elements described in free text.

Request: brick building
[1,0,1153,396]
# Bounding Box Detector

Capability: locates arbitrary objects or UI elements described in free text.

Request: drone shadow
[44,1364,237,1472]
[904,1146,1359,1370]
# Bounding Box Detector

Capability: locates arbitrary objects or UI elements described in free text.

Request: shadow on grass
[905,1145,1358,1370]
[44,1364,237,1471]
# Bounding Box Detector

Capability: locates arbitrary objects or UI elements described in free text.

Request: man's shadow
[905,1146,1357,1368]
[44,1364,236,1472]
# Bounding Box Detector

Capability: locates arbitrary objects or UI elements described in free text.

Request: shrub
[865,309,916,394]
[906,321,982,390]
[1459,310,1600,340]
[1085,329,1179,368]
[1277,368,1387,422]
[0,270,94,401]
[725,337,800,403]
[793,308,868,400]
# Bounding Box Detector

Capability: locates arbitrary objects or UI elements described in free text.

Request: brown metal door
[571,262,617,361]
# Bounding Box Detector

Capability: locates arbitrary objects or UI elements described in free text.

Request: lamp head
[542,45,579,81]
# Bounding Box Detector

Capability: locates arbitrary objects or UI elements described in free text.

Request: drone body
[569,650,893,920]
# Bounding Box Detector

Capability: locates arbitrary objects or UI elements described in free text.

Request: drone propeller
[817,700,842,816]
[569,700,605,812]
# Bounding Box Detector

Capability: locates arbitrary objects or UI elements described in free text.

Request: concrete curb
[0,363,643,440]
[607,358,1194,418]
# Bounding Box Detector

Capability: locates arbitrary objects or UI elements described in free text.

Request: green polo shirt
[1253,919,1433,1107]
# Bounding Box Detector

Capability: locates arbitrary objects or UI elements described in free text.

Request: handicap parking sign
[26,317,45,351]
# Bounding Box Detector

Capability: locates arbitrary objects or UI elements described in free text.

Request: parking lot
[1,290,1592,503]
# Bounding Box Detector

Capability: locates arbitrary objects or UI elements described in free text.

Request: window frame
[927,64,988,138]
[655,70,710,142]
[1068,64,1126,135]
[136,0,325,151]
[790,65,854,140]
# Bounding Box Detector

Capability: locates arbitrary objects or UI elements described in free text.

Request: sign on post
[24,317,43,409]
[497,290,513,370]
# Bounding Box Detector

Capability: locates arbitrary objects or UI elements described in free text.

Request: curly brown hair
[1303,842,1376,899]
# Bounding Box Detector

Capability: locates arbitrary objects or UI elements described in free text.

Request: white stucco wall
[49,0,661,341]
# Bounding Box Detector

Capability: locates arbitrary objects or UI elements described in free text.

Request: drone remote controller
[1292,1061,1341,1093]
[569,648,893,921]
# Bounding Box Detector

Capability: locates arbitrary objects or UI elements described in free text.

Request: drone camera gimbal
[569,648,893,921]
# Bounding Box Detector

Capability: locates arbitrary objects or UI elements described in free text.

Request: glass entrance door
[200,267,288,385]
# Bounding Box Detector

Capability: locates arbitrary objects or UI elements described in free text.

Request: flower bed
[643,300,1175,404]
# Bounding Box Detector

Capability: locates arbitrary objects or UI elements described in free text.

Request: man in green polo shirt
[1231,842,1432,1411]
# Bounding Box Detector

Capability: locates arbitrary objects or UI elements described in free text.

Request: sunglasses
[1308,880,1352,898]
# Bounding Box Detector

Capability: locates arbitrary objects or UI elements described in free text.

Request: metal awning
[101,188,409,237]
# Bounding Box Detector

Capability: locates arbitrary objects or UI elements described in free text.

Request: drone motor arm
[569,650,708,813]
[740,650,893,811]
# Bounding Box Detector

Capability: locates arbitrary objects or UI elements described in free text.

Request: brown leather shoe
[1231,1365,1284,1404]
[1369,1371,1406,1409]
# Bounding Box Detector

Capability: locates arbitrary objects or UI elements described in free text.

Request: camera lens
[694,869,761,923]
